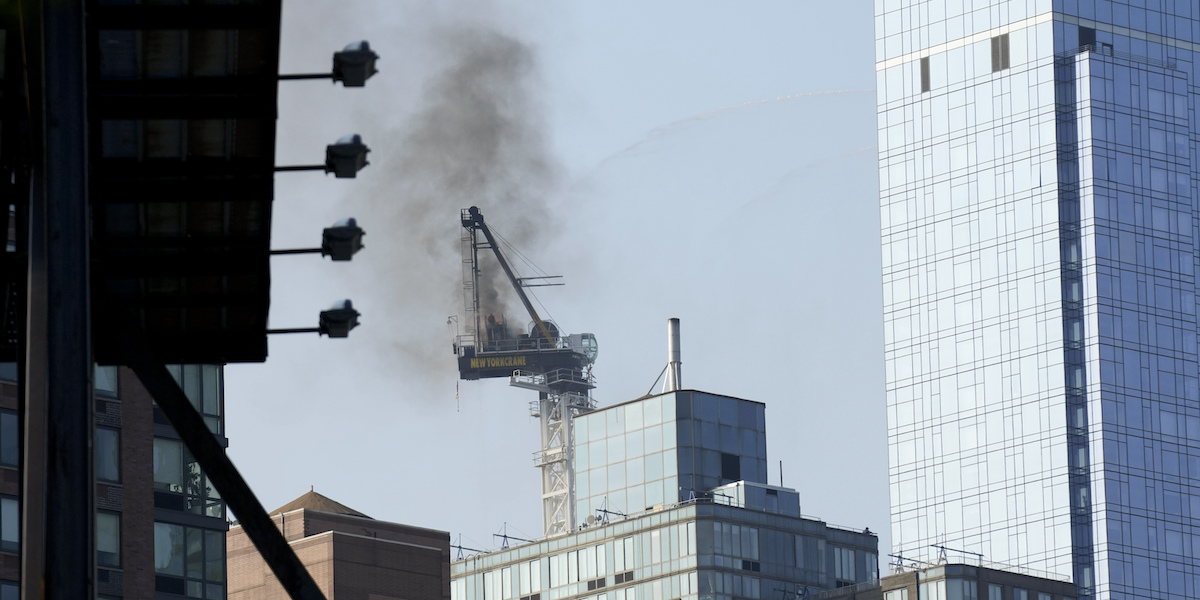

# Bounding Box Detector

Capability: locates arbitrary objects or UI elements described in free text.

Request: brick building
[0,364,228,598]
[228,490,450,600]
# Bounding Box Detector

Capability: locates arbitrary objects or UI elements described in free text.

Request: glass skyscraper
[876,2,1200,599]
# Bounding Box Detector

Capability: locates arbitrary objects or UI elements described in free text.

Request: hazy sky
[226,0,888,557]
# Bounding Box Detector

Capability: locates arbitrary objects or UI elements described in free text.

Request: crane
[452,206,598,538]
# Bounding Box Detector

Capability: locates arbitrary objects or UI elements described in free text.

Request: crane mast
[454,207,598,538]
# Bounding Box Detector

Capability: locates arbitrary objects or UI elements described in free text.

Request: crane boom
[462,206,556,348]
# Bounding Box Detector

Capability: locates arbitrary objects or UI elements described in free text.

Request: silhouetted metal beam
[90,4,277,29]
[40,0,95,595]
[117,322,326,600]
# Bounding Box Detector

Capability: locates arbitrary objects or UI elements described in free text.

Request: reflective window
[154,522,225,599]
[153,438,223,518]
[0,410,17,468]
[920,581,946,600]
[167,364,222,434]
[0,497,16,553]
[97,511,120,567]
[95,365,118,397]
[96,426,120,482]
[833,546,855,582]
[946,579,977,600]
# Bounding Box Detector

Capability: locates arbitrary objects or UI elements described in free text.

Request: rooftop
[271,489,372,519]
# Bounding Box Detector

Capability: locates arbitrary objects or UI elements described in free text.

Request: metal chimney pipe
[666,318,682,392]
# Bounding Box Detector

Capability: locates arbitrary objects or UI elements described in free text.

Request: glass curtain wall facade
[876,2,1200,599]
[573,392,768,523]
[451,501,879,600]
[153,364,228,599]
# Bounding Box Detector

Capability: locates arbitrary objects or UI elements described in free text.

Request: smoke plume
[351,25,560,370]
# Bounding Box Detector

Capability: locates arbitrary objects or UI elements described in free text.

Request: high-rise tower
[876,3,1200,599]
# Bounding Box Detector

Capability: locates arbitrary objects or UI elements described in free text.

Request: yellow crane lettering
[470,356,528,369]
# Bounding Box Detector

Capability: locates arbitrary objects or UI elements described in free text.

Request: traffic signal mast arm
[464,206,557,348]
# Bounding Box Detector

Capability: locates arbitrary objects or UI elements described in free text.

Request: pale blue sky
[227,0,890,557]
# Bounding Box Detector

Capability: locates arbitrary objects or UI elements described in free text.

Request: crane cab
[565,333,598,364]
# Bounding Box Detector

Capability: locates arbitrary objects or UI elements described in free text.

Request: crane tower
[453,207,598,537]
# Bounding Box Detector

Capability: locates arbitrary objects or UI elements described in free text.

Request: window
[0,363,15,382]
[0,581,15,600]
[519,561,531,596]
[167,365,222,434]
[1079,27,1096,48]
[833,547,856,581]
[990,34,1010,72]
[97,511,121,567]
[720,452,740,481]
[531,558,543,594]
[96,427,120,482]
[946,579,977,600]
[920,57,931,93]
[153,438,223,518]
[988,584,1002,600]
[0,410,17,468]
[0,497,17,553]
[95,365,119,397]
[615,536,633,572]
[885,590,909,600]
[154,522,225,599]
[98,30,139,80]
[483,571,497,600]
[920,581,946,600]
[1013,589,1028,600]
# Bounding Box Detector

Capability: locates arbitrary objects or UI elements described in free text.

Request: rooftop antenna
[452,534,486,561]
[929,544,984,565]
[494,523,536,550]
[595,496,626,524]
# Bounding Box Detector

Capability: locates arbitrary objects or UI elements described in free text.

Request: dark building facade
[0,364,228,599]
[0,0,335,596]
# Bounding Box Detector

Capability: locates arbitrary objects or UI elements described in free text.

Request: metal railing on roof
[805,579,881,600]
[1063,43,1176,70]
[887,554,1072,584]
